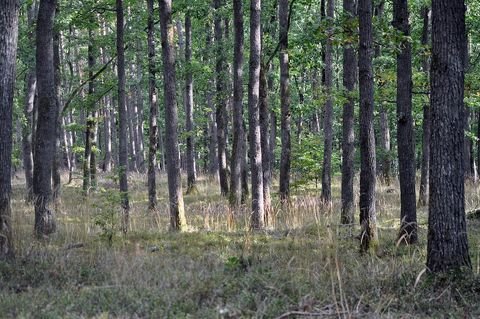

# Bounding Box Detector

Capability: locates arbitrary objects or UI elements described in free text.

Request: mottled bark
[0,0,19,257]
[260,66,272,222]
[341,0,356,225]
[248,0,265,230]
[83,28,95,195]
[427,0,471,273]
[229,0,244,209]
[159,0,187,231]
[116,0,129,233]
[358,0,377,252]
[279,0,291,202]
[34,0,57,236]
[393,0,417,244]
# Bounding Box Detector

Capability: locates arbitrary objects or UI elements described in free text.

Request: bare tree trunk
[260,66,272,223]
[229,0,244,209]
[418,6,430,206]
[159,0,187,231]
[321,0,335,205]
[0,0,19,258]
[135,41,146,173]
[52,23,62,203]
[341,0,356,225]
[147,0,158,209]
[34,0,57,236]
[358,0,377,252]
[83,28,95,195]
[214,0,229,196]
[279,0,291,202]
[427,0,471,272]
[127,90,138,172]
[393,0,417,244]
[248,0,265,230]
[185,14,197,193]
[116,0,130,233]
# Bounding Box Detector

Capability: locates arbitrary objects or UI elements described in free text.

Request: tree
[393,0,417,244]
[229,0,245,209]
[185,13,197,194]
[147,0,158,210]
[279,0,291,203]
[427,0,471,272]
[116,0,130,233]
[248,0,265,230]
[33,0,57,236]
[320,0,334,205]
[159,0,187,231]
[358,0,377,252]
[340,0,356,225]
[0,0,20,257]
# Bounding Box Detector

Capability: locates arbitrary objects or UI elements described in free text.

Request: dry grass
[2,172,480,318]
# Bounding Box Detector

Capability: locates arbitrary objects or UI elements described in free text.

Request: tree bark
[427,0,471,273]
[229,0,244,209]
[34,0,57,236]
[0,0,19,258]
[418,6,430,206]
[214,0,229,196]
[358,0,377,252]
[116,0,130,233]
[83,28,95,195]
[248,0,265,230]
[321,0,335,205]
[341,0,356,225]
[279,0,291,202]
[159,0,187,231]
[260,65,272,223]
[393,0,417,244]
[52,23,62,203]
[135,41,146,173]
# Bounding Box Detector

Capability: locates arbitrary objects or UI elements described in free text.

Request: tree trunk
[127,90,138,172]
[418,6,430,206]
[52,24,62,203]
[229,0,244,209]
[116,0,130,233]
[0,0,19,258]
[341,0,356,225]
[248,0,265,230]
[83,28,95,195]
[358,0,377,252]
[279,0,291,202]
[214,0,229,196]
[147,0,158,210]
[321,0,335,205]
[34,0,57,236]
[185,14,197,193]
[393,0,417,244]
[260,66,272,223]
[159,0,187,231]
[135,41,146,173]
[427,0,471,273]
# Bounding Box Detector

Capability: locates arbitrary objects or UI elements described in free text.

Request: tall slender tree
[358,0,377,252]
[249,0,265,229]
[341,0,356,225]
[279,0,291,202]
[393,0,417,244]
[33,0,57,236]
[0,0,20,257]
[159,0,187,231]
[427,0,471,272]
[116,0,130,233]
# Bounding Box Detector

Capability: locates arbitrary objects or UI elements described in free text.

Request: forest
[1,0,480,317]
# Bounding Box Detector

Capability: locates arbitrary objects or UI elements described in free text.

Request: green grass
[2,172,480,318]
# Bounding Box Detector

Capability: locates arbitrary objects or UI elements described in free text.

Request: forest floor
[2,172,480,318]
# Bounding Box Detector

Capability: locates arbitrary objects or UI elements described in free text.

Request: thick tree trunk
[159,0,187,231]
[427,0,471,273]
[358,0,377,252]
[116,0,130,233]
[418,6,430,206]
[34,0,57,236]
[185,14,197,193]
[229,0,244,209]
[0,0,19,258]
[279,0,291,202]
[341,0,356,225]
[52,25,62,203]
[248,0,265,230]
[147,0,158,209]
[321,0,334,205]
[393,0,417,244]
